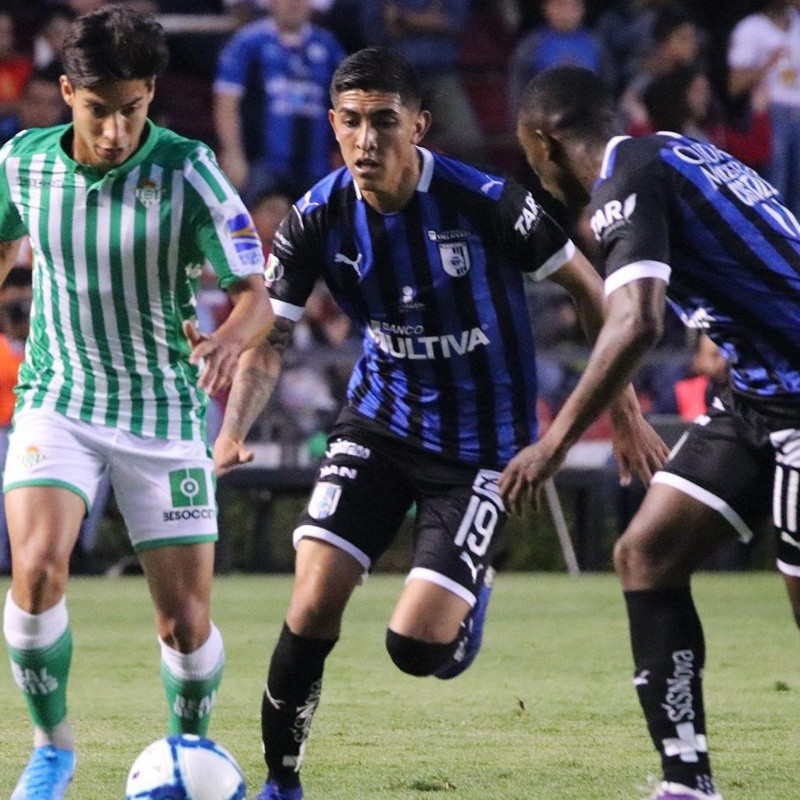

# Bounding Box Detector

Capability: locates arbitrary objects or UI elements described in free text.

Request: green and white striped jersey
[0,120,265,441]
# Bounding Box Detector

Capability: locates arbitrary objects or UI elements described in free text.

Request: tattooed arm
[213,316,296,475]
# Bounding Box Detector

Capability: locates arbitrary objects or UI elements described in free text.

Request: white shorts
[4,409,217,552]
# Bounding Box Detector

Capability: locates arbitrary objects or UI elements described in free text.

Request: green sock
[8,627,72,730]
[161,659,224,736]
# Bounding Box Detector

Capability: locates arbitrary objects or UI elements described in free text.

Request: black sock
[624,588,716,796]
[262,622,337,787]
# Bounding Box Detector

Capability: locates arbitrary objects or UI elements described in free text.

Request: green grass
[0,572,797,799]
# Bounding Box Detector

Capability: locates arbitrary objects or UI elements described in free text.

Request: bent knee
[613,530,659,586]
[385,629,455,677]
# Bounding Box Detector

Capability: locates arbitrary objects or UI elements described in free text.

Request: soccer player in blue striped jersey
[505,66,800,800]
[0,9,272,799]
[214,48,667,800]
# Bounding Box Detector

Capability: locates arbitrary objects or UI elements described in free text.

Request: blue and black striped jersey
[590,133,800,402]
[267,147,575,468]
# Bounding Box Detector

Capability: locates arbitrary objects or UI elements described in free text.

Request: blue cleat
[10,745,75,800]
[435,567,494,680]
[255,780,304,800]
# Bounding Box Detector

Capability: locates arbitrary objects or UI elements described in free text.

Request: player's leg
[386,468,504,679]
[258,430,411,800]
[2,411,106,800]
[614,406,770,800]
[138,542,222,736]
[615,483,732,800]
[110,431,221,738]
[4,486,85,800]
[258,539,363,800]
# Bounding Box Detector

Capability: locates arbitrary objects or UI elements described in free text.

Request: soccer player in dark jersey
[503,65,800,800]
[214,49,666,800]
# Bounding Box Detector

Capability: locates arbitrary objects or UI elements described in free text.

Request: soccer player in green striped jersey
[0,9,273,798]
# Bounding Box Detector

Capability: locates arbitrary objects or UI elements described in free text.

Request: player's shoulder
[427,148,508,204]
[1,124,68,159]
[293,166,354,218]
[596,133,678,192]
[148,124,216,170]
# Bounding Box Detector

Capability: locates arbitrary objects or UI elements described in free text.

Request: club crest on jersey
[438,241,471,278]
[227,213,263,267]
[308,481,342,520]
[135,178,162,207]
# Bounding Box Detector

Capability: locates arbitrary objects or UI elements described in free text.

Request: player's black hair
[330,47,422,110]
[61,7,169,89]
[518,66,618,144]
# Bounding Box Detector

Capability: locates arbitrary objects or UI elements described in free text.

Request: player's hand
[609,412,670,488]
[499,437,566,516]
[183,320,240,394]
[213,431,254,476]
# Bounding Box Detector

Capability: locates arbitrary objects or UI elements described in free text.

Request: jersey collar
[597,135,630,184]
[352,145,434,205]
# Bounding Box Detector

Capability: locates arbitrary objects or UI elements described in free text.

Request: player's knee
[10,552,69,612]
[385,629,455,677]
[156,600,210,652]
[613,528,657,584]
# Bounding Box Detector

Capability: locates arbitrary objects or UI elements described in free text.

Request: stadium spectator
[509,65,800,800]
[596,0,671,95]
[640,65,772,171]
[508,0,611,121]
[212,0,346,203]
[359,0,485,165]
[214,47,665,800]
[0,8,272,799]
[728,0,800,218]
[619,3,701,131]
[0,68,68,145]
[31,5,75,72]
[0,11,33,121]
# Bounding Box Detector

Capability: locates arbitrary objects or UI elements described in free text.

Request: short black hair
[330,47,422,110]
[518,66,617,143]
[61,7,169,89]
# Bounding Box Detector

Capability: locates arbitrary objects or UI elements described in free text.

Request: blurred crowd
[0,0,792,464]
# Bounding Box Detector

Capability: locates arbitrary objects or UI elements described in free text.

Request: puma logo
[334,252,363,275]
[460,551,484,584]
[480,177,503,194]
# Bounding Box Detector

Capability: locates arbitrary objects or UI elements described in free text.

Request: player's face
[330,90,430,207]
[516,121,590,208]
[60,77,155,171]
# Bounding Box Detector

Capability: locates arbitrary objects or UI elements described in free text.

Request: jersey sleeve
[213,28,255,95]
[492,179,575,281]
[590,155,671,296]
[265,205,324,321]
[182,145,265,287]
[0,137,27,241]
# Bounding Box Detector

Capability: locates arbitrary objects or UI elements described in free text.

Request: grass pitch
[0,572,797,799]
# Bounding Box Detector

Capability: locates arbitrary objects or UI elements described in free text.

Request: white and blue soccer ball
[125,734,246,800]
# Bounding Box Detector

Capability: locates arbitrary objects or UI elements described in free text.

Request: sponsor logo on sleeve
[227,213,263,267]
[589,193,637,240]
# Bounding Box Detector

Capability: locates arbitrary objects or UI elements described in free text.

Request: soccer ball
[125,734,246,800]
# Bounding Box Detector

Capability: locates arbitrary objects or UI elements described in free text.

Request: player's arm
[501,273,668,514]
[212,92,248,190]
[213,316,294,476]
[0,238,23,284]
[185,273,273,395]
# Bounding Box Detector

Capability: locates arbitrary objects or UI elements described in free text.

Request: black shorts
[293,419,507,606]
[656,392,800,575]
